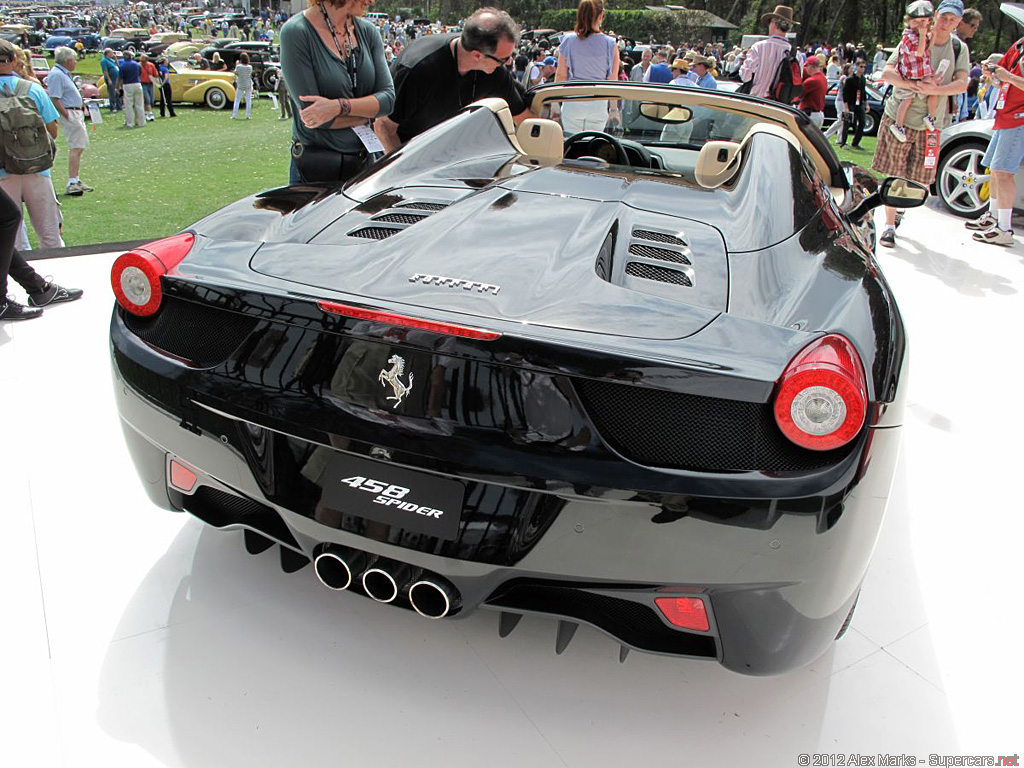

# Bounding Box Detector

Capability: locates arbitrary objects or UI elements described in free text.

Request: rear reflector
[169,459,198,492]
[317,301,501,341]
[655,596,710,632]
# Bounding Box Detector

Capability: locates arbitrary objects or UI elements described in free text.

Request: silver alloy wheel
[937,142,990,217]
[205,87,227,110]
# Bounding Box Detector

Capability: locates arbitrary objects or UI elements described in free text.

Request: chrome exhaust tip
[408,579,461,619]
[313,547,367,591]
[362,560,414,603]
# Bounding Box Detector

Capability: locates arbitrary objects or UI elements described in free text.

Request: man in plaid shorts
[872,0,970,248]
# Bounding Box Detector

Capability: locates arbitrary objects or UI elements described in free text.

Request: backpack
[768,43,803,104]
[0,79,56,175]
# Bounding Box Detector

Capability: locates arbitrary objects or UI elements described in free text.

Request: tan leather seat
[515,118,564,165]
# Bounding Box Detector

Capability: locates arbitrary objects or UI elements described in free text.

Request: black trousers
[158,82,176,117]
[0,186,47,299]
[841,106,865,147]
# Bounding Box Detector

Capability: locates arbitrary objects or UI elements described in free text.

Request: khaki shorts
[871,115,937,186]
[58,110,89,150]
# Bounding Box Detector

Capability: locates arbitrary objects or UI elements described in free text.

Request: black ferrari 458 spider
[111,82,924,675]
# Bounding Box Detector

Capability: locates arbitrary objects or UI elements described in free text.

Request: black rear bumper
[111,305,899,674]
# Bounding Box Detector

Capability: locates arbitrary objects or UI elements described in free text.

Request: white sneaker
[973,227,1014,246]
[922,114,938,132]
[965,213,998,231]
[889,122,908,143]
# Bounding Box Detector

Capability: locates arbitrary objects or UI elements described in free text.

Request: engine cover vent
[348,226,402,240]
[632,228,686,246]
[626,261,693,287]
[397,201,449,211]
[628,242,691,265]
[372,212,429,225]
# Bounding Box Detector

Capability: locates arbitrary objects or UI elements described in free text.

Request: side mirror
[847,176,928,222]
[878,176,928,208]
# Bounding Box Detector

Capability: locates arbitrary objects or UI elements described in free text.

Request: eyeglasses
[481,51,512,65]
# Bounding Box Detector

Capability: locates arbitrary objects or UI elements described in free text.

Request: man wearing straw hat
[739,5,797,99]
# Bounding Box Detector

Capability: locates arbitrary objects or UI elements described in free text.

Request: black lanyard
[320,4,357,92]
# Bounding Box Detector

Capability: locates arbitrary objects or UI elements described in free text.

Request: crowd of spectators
[2,0,1021,322]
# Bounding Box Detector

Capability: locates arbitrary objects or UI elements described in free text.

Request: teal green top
[280,14,395,153]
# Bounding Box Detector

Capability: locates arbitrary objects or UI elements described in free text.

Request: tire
[204,87,227,110]
[936,140,989,218]
[863,110,878,136]
[262,67,279,92]
[126,44,136,54]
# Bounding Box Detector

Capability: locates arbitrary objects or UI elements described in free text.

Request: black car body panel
[112,91,906,675]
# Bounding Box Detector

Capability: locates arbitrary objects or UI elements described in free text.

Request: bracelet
[337,98,351,117]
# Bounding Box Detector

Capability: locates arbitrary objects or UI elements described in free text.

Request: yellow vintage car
[163,41,204,61]
[98,61,236,110]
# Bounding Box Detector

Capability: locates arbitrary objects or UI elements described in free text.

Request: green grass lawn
[832,135,881,176]
[43,98,292,247]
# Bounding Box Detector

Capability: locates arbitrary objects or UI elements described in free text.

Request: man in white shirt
[629,47,651,82]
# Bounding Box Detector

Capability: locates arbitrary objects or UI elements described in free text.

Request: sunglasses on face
[482,51,512,65]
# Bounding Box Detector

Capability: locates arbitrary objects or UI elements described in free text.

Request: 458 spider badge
[379,354,413,408]
[341,476,444,519]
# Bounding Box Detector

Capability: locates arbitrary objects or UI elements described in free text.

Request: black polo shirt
[390,34,528,144]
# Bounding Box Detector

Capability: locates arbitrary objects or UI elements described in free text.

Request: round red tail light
[774,334,867,451]
[111,233,195,317]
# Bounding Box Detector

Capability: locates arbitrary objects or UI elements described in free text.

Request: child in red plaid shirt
[890,0,945,142]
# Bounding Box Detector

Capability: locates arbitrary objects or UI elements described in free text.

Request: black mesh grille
[575,378,856,472]
[182,486,299,547]
[595,229,615,281]
[372,212,429,224]
[632,229,686,245]
[122,297,257,367]
[397,201,448,211]
[628,243,691,264]
[349,226,401,240]
[625,262,692,286]
[488,582,717,657]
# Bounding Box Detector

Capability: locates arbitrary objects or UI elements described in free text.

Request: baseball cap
[907,0,934,18]
[935,0,964,16]
[805,55,821,66]
[542,55,556,66]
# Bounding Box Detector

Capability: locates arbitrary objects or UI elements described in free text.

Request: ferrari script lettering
[340,476,445,519]
[408,273,500,295]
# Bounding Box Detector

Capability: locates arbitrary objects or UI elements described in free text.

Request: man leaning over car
[374,8,534,154]
[47,46,93,196]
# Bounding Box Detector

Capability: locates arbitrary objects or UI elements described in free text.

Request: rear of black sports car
[110,105,907,675]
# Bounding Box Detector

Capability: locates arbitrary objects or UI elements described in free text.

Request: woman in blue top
[555,0,620,135]
[280,0,395,184]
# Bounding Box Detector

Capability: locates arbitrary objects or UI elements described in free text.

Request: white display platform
[1,200,1020,766]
